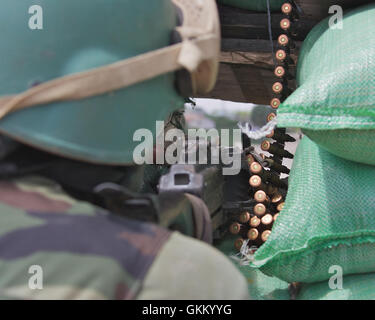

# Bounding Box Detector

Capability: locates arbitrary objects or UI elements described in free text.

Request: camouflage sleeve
[137,232,249,300]
[0,176,171,300]
[0,176,248,300]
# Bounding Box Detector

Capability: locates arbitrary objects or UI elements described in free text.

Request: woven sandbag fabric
[217,0,284,11]
[215,235,290,300]
[298,273,375,300]
[277,3,375,165]
[250,136,375,283]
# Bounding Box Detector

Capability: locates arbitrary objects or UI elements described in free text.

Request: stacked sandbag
[251,136,375,283]
[247,3,375,299]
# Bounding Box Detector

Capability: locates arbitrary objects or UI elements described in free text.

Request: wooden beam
[199,60,297,105]
[220,52,274,69]
[221,38,302,52]
[219,4,317,42]
[220,51,298,69]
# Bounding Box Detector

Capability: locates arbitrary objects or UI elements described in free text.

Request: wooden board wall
[197,0,373,104]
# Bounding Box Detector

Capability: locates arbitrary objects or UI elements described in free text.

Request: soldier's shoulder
[138,232,249,300]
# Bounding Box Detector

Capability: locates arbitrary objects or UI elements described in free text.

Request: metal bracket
[158,164,204,197]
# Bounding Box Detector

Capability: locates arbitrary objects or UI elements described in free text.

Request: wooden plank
[200,63,248,103]
[222,39,276,53]
[199,62,289,105]
[220,52,274,68]
[218,0,374,51]
[219,4,316,41]
[222,38,302,53]
[198,51,298,105]
[220,51,298,69]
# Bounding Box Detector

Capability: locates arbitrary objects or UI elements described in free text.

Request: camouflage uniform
[0,0,248,300]
[0,175,248,300]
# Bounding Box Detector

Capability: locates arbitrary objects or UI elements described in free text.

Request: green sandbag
[217,0,284,12]
[251,136,375,283]
[215,236,290,300]
[277,3,375,165]
[298,273,375,300]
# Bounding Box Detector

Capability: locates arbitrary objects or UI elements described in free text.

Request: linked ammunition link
[231,3,300,252]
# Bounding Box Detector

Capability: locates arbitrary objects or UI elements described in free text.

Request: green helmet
[0,0,220,165]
